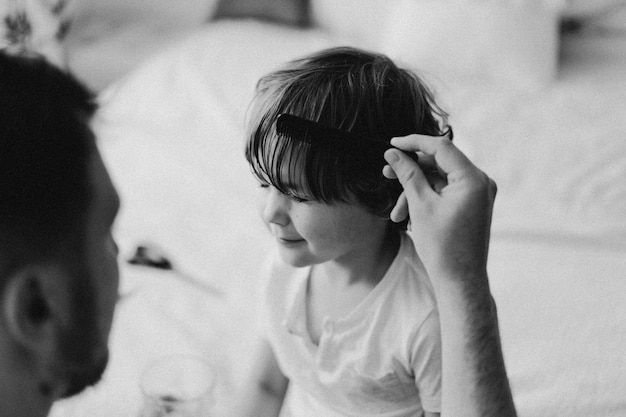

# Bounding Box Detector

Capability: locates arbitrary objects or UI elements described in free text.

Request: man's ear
[1,264,71,353]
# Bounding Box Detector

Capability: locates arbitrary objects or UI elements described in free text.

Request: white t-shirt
[258,232,442,417]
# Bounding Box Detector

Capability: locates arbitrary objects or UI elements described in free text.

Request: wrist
[425,255,489,290]
[427,264,494,323]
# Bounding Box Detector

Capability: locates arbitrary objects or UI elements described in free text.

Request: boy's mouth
[277,237,305,244]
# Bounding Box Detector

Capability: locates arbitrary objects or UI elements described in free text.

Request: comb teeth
[275,113,365,145]
[274,114,448,166]
[276,113,453,145]
[273,113,414,163]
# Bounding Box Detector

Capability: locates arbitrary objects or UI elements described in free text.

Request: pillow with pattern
[211,0,310,27]
[0,0,72,67]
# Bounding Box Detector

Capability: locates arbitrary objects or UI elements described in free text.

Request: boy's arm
[232,337,288,417]
[383,135,516,417]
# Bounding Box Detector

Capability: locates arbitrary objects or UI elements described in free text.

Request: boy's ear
[1,264,71,353]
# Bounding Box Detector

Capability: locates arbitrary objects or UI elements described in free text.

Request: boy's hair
[245,46,448,228]
[0,51,97,285]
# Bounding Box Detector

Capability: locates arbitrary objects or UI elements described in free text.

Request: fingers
[389,192,409,223]
[383,148,433,200]
[415,152,437,172]
[382,164,397,179]
[390,133,473,177]
[426,171,447,194]
[383,152,437,179]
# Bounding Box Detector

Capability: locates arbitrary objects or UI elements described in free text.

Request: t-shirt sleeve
[409,309,442,413]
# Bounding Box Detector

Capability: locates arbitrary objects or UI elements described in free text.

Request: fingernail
[384,150,399,163]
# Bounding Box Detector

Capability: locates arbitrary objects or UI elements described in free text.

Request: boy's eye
[288,193,309,203]
[258,183,270,189]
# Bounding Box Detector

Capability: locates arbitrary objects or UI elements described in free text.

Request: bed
[51,1,626,416]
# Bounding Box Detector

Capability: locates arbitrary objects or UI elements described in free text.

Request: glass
[139,355,215,417]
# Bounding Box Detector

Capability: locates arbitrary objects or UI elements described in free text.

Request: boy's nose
[261,187,290,226]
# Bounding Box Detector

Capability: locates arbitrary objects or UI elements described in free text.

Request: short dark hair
[245,47,448,228]
[0,52,97,282]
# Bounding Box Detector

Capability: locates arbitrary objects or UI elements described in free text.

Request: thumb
[384,149,433,200]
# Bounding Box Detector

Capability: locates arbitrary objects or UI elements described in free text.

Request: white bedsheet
[51,21,626,417]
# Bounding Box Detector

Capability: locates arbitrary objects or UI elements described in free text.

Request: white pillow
[380,0,562,89]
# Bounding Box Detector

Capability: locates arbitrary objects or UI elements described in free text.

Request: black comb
[275,113,392,149]
[275,114,452,163]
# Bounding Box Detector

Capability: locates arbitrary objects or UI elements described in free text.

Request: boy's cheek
[255,189,268,218]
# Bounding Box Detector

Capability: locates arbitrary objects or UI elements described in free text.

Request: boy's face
[257,184,389,268]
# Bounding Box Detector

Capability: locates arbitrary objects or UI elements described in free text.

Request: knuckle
[437,136,454,148]
[466,170,492,194]
[398,166,417,184]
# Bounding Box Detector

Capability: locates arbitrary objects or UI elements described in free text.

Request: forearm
[435,271,516,417]
[383,133,514,415]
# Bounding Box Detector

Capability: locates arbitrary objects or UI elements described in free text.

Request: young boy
[238,46,449,417]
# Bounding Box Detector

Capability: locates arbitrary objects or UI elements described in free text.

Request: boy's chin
[277,248,316,268]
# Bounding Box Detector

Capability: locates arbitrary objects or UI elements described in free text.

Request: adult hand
[383,134,497,282]
[384,134,517,417]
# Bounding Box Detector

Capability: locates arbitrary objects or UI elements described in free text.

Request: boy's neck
[305,228,401,344]
[314,228,401,288]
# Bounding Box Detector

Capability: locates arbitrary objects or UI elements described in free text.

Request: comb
[276,113,391,148]
[275,114,452,163]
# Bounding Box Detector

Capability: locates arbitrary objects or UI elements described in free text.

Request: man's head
[0,52,120,416]
[246,46,448,230]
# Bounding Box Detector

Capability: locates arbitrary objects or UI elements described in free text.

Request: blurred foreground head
[0,51,120,417]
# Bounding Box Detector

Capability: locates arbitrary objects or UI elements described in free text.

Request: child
[240,46,449,417]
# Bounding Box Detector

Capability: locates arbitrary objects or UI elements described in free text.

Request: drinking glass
[138,355,215,417]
